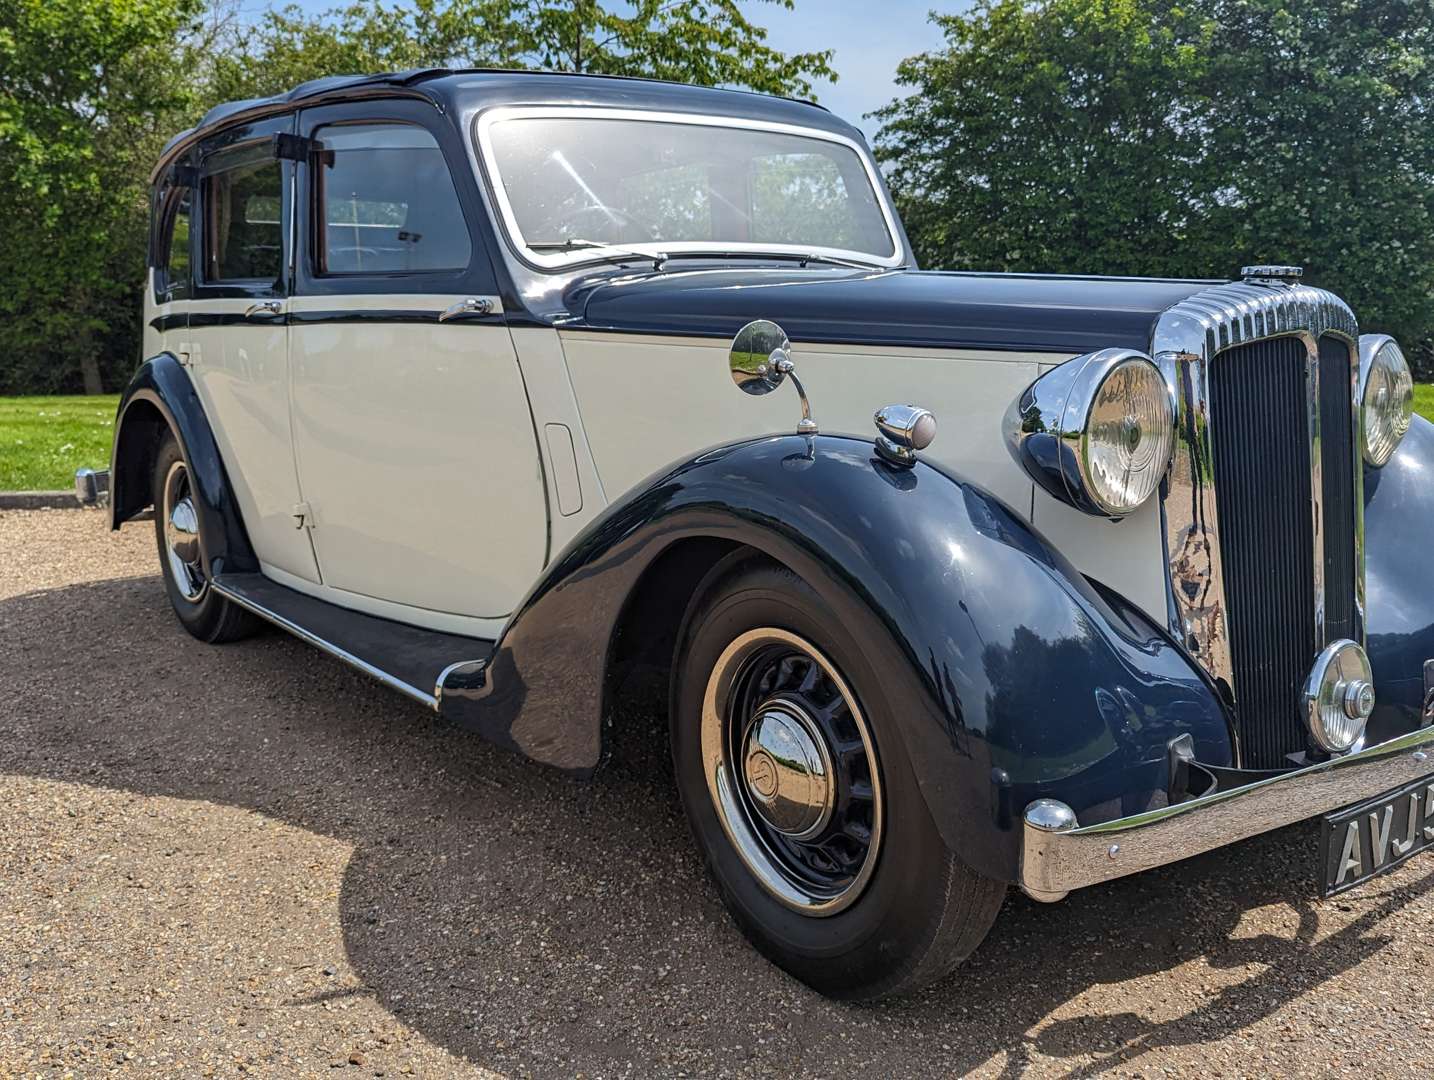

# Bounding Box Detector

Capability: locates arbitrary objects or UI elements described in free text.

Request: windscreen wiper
[633,249,896,271]
[528,238,668,271]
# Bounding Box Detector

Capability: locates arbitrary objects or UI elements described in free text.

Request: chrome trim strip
[211,579,440,711]
[472,105,905,271]
[1308,333,1325,649]
[434,657,487,705]
[1152,281,1360,724]
[1020,725,1434,901]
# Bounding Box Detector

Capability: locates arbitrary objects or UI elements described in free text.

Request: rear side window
[314,123,471,274]
[155,187,192,300]
[203,152,284,283]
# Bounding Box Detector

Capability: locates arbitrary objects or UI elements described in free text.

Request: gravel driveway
[3,508,1433,1078]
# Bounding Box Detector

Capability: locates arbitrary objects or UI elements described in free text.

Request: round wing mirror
[730,320,792,396]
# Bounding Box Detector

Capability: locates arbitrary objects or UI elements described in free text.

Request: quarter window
[156,188,192,299]
[202,154,284,283]
[314,123,471,274]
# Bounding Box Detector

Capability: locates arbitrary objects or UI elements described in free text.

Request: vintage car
[88,68,1434,1000]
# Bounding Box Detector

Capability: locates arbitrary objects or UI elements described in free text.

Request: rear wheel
[151,431,258,644]
[671,554,1005,1000]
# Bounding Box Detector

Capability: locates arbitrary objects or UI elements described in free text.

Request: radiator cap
[1241,265,1303,287]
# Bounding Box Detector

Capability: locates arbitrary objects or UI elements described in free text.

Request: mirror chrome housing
[1005,347,1176,518]
[729,319,818,435]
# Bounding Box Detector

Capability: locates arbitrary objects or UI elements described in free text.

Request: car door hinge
[292,501,314,529]
[272,133,319,162]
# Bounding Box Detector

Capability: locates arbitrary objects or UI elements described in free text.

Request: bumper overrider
[1021,725,1434,902]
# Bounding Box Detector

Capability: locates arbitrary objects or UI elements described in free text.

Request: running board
[212,573,494,710]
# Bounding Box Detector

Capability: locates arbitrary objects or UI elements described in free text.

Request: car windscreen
[478,111,898,267]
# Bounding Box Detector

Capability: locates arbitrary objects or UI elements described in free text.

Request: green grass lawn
[1414,384,1434,425]
[0,395,120,491]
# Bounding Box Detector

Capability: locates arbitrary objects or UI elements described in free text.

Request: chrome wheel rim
[701,628,883,916]
[162,460,206,603]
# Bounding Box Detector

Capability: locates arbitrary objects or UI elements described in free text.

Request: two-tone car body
[93,68,1434,999]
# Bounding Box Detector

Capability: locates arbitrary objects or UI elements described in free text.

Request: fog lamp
[1304,640,1375,754]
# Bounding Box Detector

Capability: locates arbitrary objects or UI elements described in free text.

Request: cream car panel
[558,331,1050,521]
[185,296,322,584]
[288,293,547,620]
[261,561,508,641]
[509,327,609,555]
[1030,490,1170,624]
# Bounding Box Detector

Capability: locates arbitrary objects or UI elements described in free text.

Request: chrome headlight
[1358,334,1413,467]
[1005,348,1177,518]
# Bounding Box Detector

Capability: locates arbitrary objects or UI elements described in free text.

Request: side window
[314,123,471,274]
[202,153,284,284]
[155,187,192,300]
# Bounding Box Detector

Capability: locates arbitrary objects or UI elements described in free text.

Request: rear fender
[110,352,257,576]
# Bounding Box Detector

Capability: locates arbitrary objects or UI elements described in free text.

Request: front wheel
[671,555,1005,1000]
[151,430,258,644]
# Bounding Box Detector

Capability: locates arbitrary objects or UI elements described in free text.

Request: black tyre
[671,554,1006,1000]
[151,430,258,644]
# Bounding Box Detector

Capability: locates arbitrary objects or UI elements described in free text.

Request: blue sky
[273,0,960,139]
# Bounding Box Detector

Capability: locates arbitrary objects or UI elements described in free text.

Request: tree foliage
[877,0,1434,364]
[0,0,834,394]
[0,0,210,393]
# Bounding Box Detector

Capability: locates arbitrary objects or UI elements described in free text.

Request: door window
[202,151,284,284]
[313,123,471,274]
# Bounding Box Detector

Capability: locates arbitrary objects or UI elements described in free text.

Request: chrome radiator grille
[1208,338,1316,768]
[1155,282,1362,770]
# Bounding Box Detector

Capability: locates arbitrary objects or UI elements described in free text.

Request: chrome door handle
[244,300,283,319]
[438,297,494,322]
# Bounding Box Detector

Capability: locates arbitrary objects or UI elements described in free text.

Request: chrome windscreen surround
[1151,281,1362,733]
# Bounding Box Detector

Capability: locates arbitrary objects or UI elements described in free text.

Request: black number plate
[1322,774,1434,896]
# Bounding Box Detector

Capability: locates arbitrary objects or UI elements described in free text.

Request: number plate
[1322,775,1434,896]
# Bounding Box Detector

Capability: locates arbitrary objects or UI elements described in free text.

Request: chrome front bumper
[1020,726,1434,902]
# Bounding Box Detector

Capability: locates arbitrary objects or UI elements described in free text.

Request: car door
[188,115,322,585]
[288,99,547,623]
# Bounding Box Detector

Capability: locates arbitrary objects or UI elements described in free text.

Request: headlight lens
[1360,336,1413,467]
[1005,348,1177,519]
[1080,357,1176,516]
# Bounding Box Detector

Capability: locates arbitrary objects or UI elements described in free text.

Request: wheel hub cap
[166,497,200,565]
[741,704,834,839]
[162,461,206,603]
[700,628,884,916]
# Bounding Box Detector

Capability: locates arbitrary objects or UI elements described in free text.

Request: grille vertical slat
[1209,338,1316,768]
[1319,338,1357,644]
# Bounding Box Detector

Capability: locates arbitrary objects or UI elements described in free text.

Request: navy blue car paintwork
[110,353,258,577]
[441,434,1234,883]
[573,267,1219,355]
[1364,414,1434,741]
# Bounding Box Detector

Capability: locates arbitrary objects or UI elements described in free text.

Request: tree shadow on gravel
[4,575,1432,1077]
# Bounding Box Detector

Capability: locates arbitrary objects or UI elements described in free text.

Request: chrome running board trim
[213,578,439,711]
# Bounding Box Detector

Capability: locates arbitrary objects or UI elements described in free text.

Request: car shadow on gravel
[5,575,1432,1077]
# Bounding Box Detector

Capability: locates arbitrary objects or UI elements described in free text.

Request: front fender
[110,352,257,576]
[1364,414,1434,738]
[447,434,1232,883]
